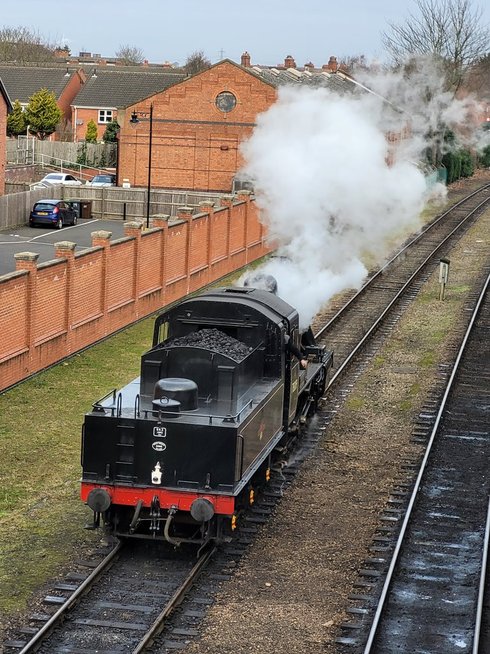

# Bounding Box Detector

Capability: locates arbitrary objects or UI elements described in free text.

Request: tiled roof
[250,65,361,95]
[0,76,12,110]
[0,66,79,103]
[73,69,186,109]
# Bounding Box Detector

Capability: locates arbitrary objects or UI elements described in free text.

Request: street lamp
[130,102,153,228]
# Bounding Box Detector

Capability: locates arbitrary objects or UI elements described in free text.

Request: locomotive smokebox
[154,378,198,411]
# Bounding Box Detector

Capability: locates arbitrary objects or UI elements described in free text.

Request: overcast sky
[3,0,490,67]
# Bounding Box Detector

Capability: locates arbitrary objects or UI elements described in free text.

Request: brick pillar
[236,190,251,263]
[14,251,39,365]
[220,196,234,274]
[91,230,112,317]
[152,214,171,302]
[177,207,194,293]
[123,221,143,312]
[54,241,76,350]
[199,200,215,279]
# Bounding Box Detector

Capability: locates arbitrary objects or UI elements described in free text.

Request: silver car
[86,174,116,187]
[39,172,83,186]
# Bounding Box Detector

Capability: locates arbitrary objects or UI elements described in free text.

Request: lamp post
[130,102,153,228]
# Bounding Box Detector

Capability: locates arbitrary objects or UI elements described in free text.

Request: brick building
[0,76,12,195]
[117,56,365,193]
[71,68,184,142]
[0,65,86,140]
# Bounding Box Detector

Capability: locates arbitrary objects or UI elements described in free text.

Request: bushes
[478,145,490,168]
[441,148,475,184]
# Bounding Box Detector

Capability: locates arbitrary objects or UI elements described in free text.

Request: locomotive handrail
[92,388,117,410]
[134,393,141,419]
[116,392,123,418]
[237,434,245,479]
[139,399,255,423]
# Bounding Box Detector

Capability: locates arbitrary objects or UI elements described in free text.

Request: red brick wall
[0,193,269,391]
[118,61,276,192]
[73,107,118,143]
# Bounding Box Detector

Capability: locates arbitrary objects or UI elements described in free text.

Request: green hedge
[441,149,475,184]
[478,145,490,168]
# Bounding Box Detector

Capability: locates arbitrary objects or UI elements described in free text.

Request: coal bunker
[167,328,250,362]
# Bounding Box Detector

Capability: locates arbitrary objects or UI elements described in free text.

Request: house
[117,56,367,193]
[0,76,13,194]
[70,68,185,142]
[0,64,86,140]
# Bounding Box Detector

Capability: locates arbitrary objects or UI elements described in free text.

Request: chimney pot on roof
[284,55,296,69]
[325,56,338,72]
[241,51,251,67]
[304,61,315,71]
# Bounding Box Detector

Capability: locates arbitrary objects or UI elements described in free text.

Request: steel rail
[315,186,490,340]
[362,271,490,654]
[319,196,490,390]
[132,546,217,653]
[473,496,490,654]
[17,539,123,654]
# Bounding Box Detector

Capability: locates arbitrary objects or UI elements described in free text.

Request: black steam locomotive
[81,284,333,545]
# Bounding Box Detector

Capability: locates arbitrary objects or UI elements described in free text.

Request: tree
[183,50,212,76]
[116,44,144,65]
[85,119,98,143]
[0,26,55,63]
[382,0,490,93]
[6,99,27,136]
[102,119,120,143]
[23,88,62,140]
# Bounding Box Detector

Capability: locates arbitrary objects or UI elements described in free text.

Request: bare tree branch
[0,26,56,63]
[183,51,212,76]
[382,0,490,92]
[115,45,145,66]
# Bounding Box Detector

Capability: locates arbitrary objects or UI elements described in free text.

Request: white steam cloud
[238,59,480,328]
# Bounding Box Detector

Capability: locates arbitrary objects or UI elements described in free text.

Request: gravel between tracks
[183,173,490,654]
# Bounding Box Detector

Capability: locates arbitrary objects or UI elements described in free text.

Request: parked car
[39,172,83,186]
[86,174,116,187]
[29,199,78,229]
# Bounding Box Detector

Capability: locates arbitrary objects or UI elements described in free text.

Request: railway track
[8,542,215,653]
[314,182,490,374]
[336,271,490,652]
[3,185,490,653]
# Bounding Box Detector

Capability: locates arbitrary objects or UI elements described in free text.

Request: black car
[29,199,78,229]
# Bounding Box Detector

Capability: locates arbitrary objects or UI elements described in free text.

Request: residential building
[71,68,185,142]
[0,65,86,140]
[0,76,12,194]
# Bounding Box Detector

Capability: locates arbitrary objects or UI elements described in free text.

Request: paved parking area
[0,219,129,276]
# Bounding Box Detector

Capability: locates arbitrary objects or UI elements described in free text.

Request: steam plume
[238,61,480,328]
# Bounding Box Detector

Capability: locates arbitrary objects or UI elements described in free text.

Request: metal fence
[0,186,227,229]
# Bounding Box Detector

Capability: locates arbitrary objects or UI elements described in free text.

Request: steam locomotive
[80,282,333,545]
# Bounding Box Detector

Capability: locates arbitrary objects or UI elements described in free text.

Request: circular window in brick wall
[215,91,237,113]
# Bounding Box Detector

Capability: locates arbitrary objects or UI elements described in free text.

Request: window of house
[98,109,113,123]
